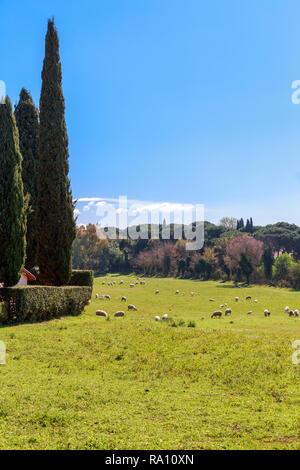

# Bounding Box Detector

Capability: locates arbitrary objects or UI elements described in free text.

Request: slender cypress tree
[14,88,39,269]
[0,97,27,286]
[37,18,76,285]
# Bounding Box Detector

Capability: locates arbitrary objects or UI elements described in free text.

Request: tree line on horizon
[0,19,75,287]
[72,220,300,289]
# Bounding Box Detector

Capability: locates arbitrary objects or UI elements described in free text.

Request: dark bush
[0,285,92,324]
[68,270,94,287]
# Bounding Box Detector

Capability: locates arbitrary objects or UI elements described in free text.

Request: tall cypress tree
[37,18,76,285]
[0,97,27,286]
[14,88,39,269]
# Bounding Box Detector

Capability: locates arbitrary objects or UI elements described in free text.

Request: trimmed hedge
[0,285,92,324]
[68,270,94,287]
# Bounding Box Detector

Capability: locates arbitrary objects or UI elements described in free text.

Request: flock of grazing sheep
[90,278,299,321]
[90,279,300,322]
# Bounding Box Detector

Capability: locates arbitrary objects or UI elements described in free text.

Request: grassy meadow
[0,274,299,450]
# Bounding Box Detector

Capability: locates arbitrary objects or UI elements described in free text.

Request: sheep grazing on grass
[104,295,111,300]
[121,296,127,302]
[88,300,91,305]
[225,308,232,316]
[254,300,258,303]
[235,297,239,302]
[114,311,125,317]
[155,290,159,294]
[176,290,179,294]
[140,281,145,285]
[264,309,271,317]
[128,304,138,311]
[102,282,105,285]
[247,311,253,315]
[119,281,124,285]
[95,294,99,299]
[130,284,135,288]
[209,299,215,302]
[246,296,251,300]
[289,310,295,317]
[219,305,224,309]
[211,311,222,318]
[191,292,195,296]
[162,314,169,320]
[154,316,160,321]
[294,309,299,317]
[96,310,108,318]
[285,306,290,313]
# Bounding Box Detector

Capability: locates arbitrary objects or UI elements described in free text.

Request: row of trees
[73,220,300,288]
[0,19,75,287]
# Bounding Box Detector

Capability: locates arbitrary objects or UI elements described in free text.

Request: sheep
[191,292,195,296]
[175,290,179,294]
[235,297,239,302]
[114,311,125,317]
[121,296,127,302]
[154,316,160,321]
[209,299,215,302]
[96,310,108,318]
[130,284,135,288]
[119,281,124,285]
[211,311,222,318]
[135,281,139,285]
[254,300,258,303]
[294,309,299,317]
[104,295,111,300]
[140,281,145,285]
[264,309,270,317]
[155,290,159,294]
[285,306,290,313]
[225,308,232,316]
[128,304,138,311]
[219,305,224,309]
[247,311,253,315]
[102,282,105,285]
[246,296,251,300]
[289,310,295,317]
[95,294,99,299]
[162,314,169,320]
[88,300,91,305]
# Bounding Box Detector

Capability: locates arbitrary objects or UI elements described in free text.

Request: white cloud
[83,205,90,212]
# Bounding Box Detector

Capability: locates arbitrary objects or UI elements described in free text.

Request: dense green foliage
[0,285,91,324]
[0,275,299,449]
[68,270,94,287]
[0,97,28,286]
[37,19,76,286]
[14,89,39,269]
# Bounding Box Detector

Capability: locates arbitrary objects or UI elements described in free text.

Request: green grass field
[0,274,299,450]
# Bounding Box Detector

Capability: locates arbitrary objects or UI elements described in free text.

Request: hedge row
[0,285,92,324]
[68,270,94,287]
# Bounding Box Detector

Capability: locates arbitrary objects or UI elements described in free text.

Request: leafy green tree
[14,88,39,269]
[0,97,28,286]
[37,19,76,285]
[262,247,274,280]
[177,258,186,277]
[289,262,300,290]
[239,252,253,284]
[273,253,293,282]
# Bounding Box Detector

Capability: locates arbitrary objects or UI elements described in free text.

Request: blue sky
[1,0,300,226]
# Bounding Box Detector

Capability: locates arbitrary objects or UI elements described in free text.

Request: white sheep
[294,309,299,317]
[162,314,169,320]
[119,281,124,285]
[114,311,125,317]
[128,304,138,311]
[95,294,99,299]
[219,305,224,309]
[104,295,111,300]
[130,284,135,288]
[264,309,270,317]
[246,296,251,300]
[254,300,258,303]
[96,310,108,318]
[209,299,215,302]
[175,290,179,294]
[154,316,160,321]
[121,296,127,302]
[285,306,290,313]
[191,292,195,296]
[225,308,231,316]
[289,310,295,317]
[235,297,239,302]
[247,311,253,315]
[155,290,159,294]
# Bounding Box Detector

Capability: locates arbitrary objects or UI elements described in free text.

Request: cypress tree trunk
[0,97,27,287]
[37,19,76,286]
[14,89,39,270]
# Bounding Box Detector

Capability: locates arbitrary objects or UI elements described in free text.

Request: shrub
[273,254,293,282]
[0,285,92,324]
[68,270,94,287]
[289,262,300,290]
